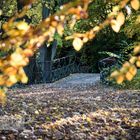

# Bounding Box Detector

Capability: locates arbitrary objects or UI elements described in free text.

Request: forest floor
[0,74,140,140]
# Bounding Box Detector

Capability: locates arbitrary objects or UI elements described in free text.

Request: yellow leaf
[5,67,17,75]
[136,61,140,67]
[9,75,18,84]
[131,0,140,10]
[129,66,137,76]
[21,75,28,84]
[6,80,14,87]
[110,70,119,77]
[129,56,137,64]
[10,52,28,67]
[123,62,131,68]
[112,6,120,12]
[111,20,121,33]
[93,26,100,32]
[83,37,88,43]
[120,67,127,73]
[16,21,30,31]
[57,24,64,36]
[116,12,125,26]
[116,75,124,84]
[23,49,33,57]
[125,72,133,81]
[18,68,28,83]
[73,38,83,51]
[134,46,140,54]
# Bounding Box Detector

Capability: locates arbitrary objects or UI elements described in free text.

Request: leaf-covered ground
[0,82,140,140]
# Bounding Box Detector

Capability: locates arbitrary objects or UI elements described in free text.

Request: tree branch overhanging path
[0,0,139,102]
[0,0,140,139]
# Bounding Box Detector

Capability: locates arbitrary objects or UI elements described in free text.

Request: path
[52,73,100,89]
[0,73,139,140]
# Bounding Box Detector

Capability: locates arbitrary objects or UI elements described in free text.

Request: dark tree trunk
[39,0,59,83]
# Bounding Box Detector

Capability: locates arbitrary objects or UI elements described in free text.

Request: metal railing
[28,55,93,84]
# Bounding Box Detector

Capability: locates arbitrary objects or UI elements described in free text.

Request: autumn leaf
[93,26,100,32]
[125,72,133,81]
[129,66,137,76]
[116,75,124,84]
[129,56,137,64]
[9,75,18,84]
[133,45,140,54]
[131,0,140,10]
[111,70,119,77]
[16,21,30,31]
[116,12,125,26]
[57,24,64,36]
[73,38,83,51]
[136,61,140,67]
[111,20,121,33]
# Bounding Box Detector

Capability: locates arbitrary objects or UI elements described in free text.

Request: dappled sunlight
[39,108,140,139]
[0,0,140,139]
[0,81,139,139]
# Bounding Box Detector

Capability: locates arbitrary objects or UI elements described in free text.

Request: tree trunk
[39,0,58,83]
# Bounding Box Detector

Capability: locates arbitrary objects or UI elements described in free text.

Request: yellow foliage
[111,20,121,33]
[125,72,133,81]
[116,12,125,26]
[131,0,140,10]
[116,75,124,84]
[73,38,83,51]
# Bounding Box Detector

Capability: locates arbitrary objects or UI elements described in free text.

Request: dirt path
[0,74,140,140]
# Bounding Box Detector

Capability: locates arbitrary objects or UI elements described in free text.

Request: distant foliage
[0,0,139,104]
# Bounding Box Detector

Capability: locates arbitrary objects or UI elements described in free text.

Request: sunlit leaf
[125,72,133,81]
[9,75,18,84]
[111,20,121,33]
[16,21,30,31]
[131,0,140,10]
[116,75,124,84]
[129,66,137,76]
[111,70,119,77]
[133,46,140,54]
[116,12,125,26]
[136,61,140,67]
[129,56,137,64]
[73,38,83,51]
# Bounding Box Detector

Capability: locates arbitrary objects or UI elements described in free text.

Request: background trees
[0,0,139,104]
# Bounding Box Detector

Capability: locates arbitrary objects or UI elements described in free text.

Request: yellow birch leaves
[111,0,139,33]
[111,45,140,84]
